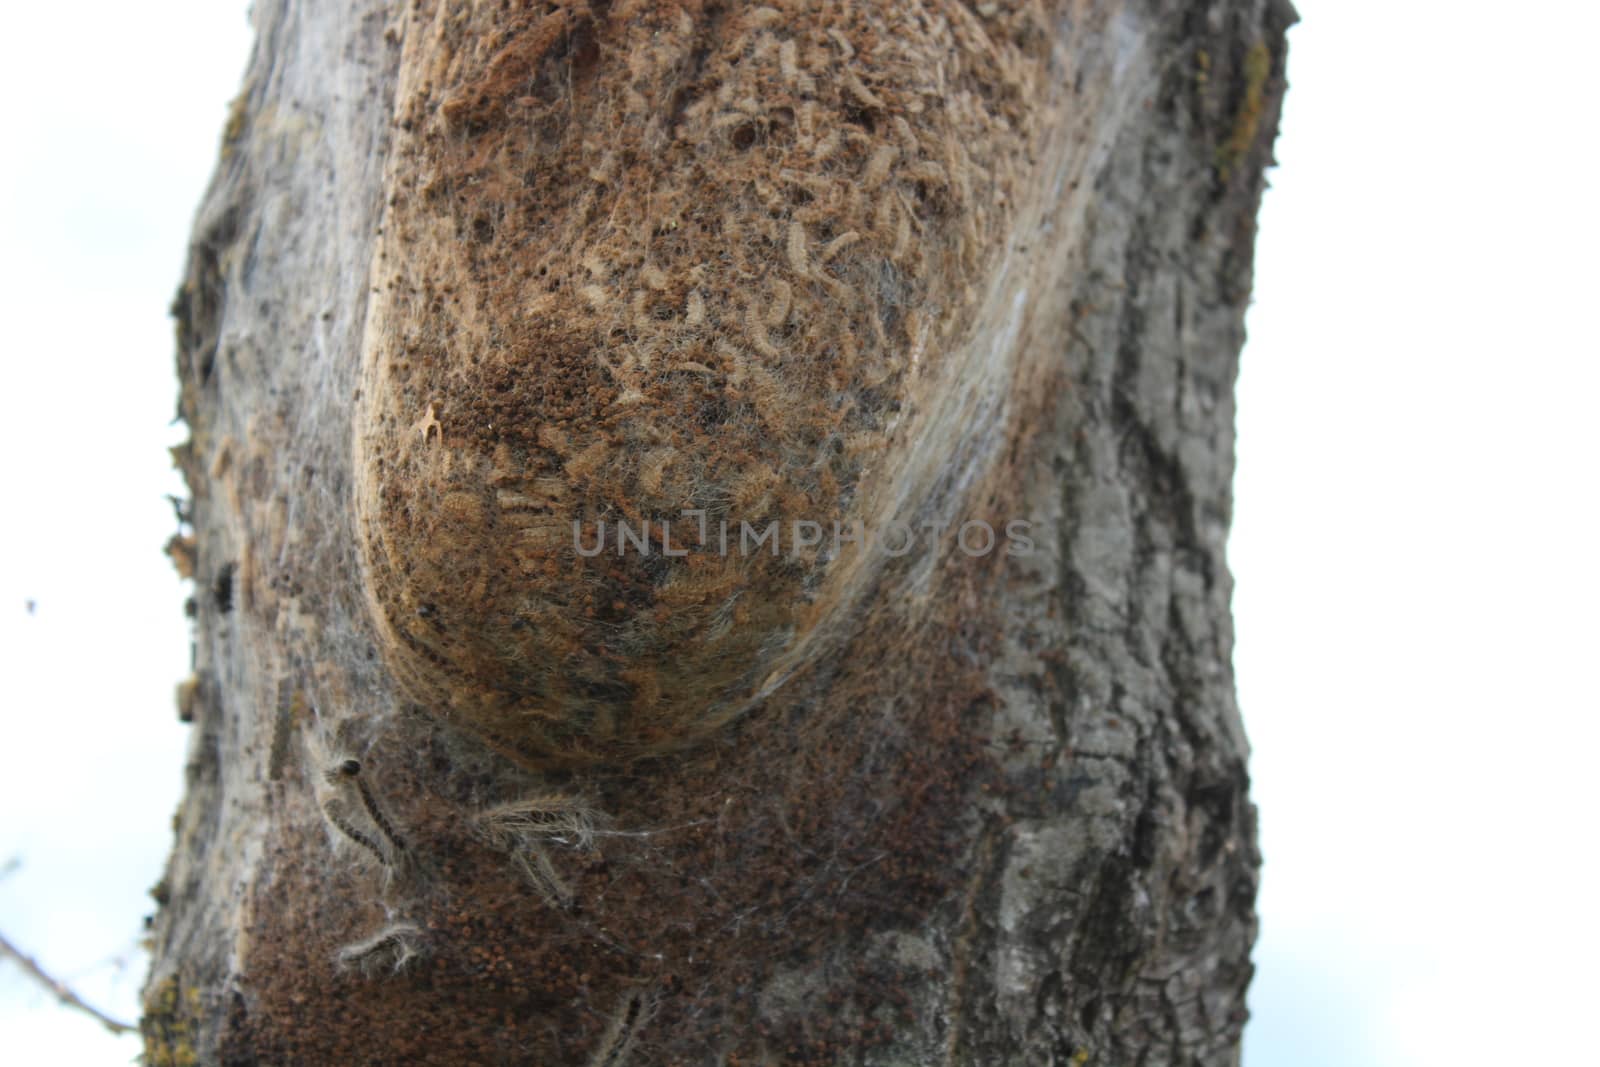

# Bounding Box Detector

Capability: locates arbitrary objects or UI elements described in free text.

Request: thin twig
[0,929,136,1035]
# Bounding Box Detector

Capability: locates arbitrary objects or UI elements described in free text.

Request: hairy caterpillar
[335,922,423,977]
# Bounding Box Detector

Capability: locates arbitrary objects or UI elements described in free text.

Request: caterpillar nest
[355,0,1055,767]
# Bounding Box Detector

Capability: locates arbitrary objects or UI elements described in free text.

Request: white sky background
[0,2,1594,1064]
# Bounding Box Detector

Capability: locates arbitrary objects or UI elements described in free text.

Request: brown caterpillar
[321,801,387,867]
[354,0,1070,768]
[325,758,410,863]
[474,794,601,909]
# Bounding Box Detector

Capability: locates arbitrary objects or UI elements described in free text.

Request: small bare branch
[0,929,136,1035]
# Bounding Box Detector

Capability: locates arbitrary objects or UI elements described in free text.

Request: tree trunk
[145,1,1290,1064]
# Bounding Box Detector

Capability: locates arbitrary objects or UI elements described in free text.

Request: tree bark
[145,2,1290,1065]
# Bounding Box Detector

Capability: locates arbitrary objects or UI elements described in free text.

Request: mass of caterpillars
[358,0,1049,767]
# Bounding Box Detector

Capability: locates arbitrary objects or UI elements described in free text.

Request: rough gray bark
[146,2,1290,1064]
